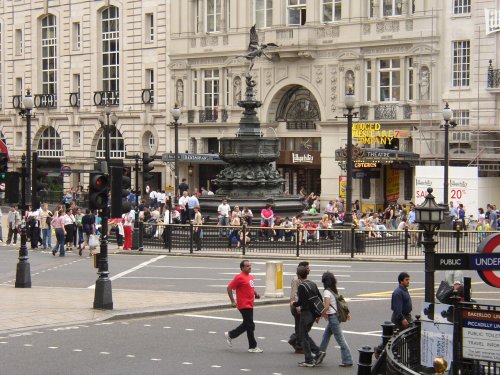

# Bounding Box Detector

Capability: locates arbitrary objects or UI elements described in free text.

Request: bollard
[264,261,284,297]
[357,346,374,375]
[381,321,395,347]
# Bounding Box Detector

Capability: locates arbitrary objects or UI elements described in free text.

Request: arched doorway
[273,86,322,196]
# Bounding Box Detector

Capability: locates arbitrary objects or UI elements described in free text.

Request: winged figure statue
[240,25,278,76]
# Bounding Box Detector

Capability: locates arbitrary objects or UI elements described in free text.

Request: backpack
[331,291,350,323]
[302,280,324,318]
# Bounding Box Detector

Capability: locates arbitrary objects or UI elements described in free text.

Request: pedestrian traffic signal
[89,172,109,211]
[143,153,155,185]
[122,168,132,212]
[32,152,49,209]
[5,172,20,204]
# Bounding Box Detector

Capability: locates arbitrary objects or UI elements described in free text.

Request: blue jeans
[55,228,65,256]
[319,314,353,365]
[42,228,52,248]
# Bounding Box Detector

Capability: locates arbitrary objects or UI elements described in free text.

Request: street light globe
[443,102,453,121]
[170,105,181,121]
[110,112,118,125]
[23,90,34,110]
[344,87,355,110]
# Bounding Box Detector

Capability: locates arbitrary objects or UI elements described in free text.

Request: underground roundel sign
[477,233,500,288]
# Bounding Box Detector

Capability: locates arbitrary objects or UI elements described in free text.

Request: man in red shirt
[225,260,263,353]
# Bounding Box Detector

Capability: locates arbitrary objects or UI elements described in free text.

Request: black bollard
[357,346,374,375]
[381,321,395,347]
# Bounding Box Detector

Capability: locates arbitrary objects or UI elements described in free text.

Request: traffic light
[32,152,49,209]
[5,172,20,204]
[89,172,109,211]
[110,167,132,218]
[142,153,154,186]
[0,152,8,182]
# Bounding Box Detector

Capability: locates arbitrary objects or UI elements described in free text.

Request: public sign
[421,319,453,370]
[415,166,478,219]
[164,186,174,191]
[462,308,500,362]
[434,254,469,270]
[477,233,500,288]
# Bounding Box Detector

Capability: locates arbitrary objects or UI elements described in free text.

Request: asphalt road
[1,245,498,374]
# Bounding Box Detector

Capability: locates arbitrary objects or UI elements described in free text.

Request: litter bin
[264,261,284,297]
[355,232,366,252]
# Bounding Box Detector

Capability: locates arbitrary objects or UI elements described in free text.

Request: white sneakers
[248,347,263,353]
[224,332,232,348]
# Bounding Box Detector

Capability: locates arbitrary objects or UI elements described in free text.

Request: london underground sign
[477,233,500,288]
[434,233,500,288]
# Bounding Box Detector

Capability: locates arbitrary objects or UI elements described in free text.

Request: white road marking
[211,365,222,368]
[87,255,166,289]
[24,344,32,347]
[209,331,217,334]
[151,358,162,361]
[163,326,171,329]
[240,369,251,372]
[100,352,110,355]
[48,347,58,349]
[144,324,152,327]
[185,328,195,331]
[0,342,7,344]
[126,355,135,358]
[73,349,82,352]
[182,362,192,365]
[181,314,380,337]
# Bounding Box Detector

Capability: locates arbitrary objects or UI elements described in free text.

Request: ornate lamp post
[343,87,355,224]
[94,105,117,310]
[15,154,31,288]
[170,104,181,203]
[442,103,453,208]
[22,90,33,200]
[415,188,445,303]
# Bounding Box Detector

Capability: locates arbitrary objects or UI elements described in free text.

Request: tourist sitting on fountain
[318,214,333,240]
[303,219,319,243]
[242,207,253,226]
[260,204,275,226]
[282,217,294,241]
[217,198,231,237]
[228,212,242,248]
[272,216,284,241]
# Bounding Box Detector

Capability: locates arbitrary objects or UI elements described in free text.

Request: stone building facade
[0,0,498,209]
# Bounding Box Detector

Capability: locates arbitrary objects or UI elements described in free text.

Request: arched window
[41,15,57,102]
[96,126,126,159]
[37,127,64,157]
[101,6,120,103]
[276,86,320,130]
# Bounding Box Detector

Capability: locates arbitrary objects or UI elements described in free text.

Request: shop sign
[354,162,378,168]
[278,151,321,166]
[339,176,346,198]
[352,123,409,145]
[353,170,380,179]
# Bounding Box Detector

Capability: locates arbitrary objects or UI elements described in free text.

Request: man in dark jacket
[391,272,413,331]
[291,265,321,367]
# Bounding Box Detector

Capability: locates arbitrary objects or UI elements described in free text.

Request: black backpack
[302,280,324,318]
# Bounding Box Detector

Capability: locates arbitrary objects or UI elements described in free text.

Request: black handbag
[436,280,454,304]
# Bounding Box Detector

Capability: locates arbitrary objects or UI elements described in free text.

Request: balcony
[359,103,414,121]
[93,90,119,106]
[186,108,228,124]
[69,92,80,108]
[34,94,57,108]
[141,89,154,104]
[487,59,500,91]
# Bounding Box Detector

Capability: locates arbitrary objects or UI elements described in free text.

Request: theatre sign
[352,122,409,145]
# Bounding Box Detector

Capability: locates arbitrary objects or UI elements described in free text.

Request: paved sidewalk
[0,284,286,335]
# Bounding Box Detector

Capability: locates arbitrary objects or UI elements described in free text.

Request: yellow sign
[354,162,377,168]
[352,123,409,145]
[165,186,174,191]
[385,167,400,202]
[339,176,347,198]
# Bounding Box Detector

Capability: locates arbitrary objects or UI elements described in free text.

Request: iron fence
[385,324,422,375]
[131,223,495,258]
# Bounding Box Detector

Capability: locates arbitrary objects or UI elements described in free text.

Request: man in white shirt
[178,191,190,224]
[149,189,157,209]
[217,198,231,236]
[157,191,166,214]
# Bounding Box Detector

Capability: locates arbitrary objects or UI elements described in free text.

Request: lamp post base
[93,278,113,310]
[15,261,31,288]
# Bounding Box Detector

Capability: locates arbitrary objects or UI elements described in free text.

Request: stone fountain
[199,26,304,217]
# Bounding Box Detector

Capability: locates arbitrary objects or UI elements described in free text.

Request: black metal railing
[69,92,80,107]
[488,59,500,88]
[199,108,218,123]
[386,325,421,374]
[119,223,493,257]
[141,89,154,104]
[34,94,57,108]
[93,90,119,106]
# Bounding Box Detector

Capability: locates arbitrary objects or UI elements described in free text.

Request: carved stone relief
[264,69,273,87]
[376,21,400,33]
[316,27,339,39]
[315,66,323,84]
[345,70,355,93]
[330,66,338,112]
[419,66,430,100]
[200,36,218,47]
[405,20,413,31]
[363,24,371,35]
[233,76,242,103]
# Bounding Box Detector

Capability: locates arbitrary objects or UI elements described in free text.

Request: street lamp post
[170,104,181,203]
[415,187,445,303]
[23,90,33,204]
[442,103,453,209]
[15,154,31,288]
[343,87,356,224]
[94,106,117,310]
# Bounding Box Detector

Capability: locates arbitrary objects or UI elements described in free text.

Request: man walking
[391,272,413,331]
[288,261,310,353]
[5,206,20,246]
[291,265,322,367]
[225,260,263,353]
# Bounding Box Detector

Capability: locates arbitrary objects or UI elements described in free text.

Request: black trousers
[228,308,257,349]
[298,309,319,362]
[289,306,302,349]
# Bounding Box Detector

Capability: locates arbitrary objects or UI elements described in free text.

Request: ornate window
[255,0,272,28]
[101,6,120,101]
[96,126,126,159]
[37,127,64,157]
[379,59,400,102]
[41,15,57,102]
[203,69,220,108]
[365,61,372,102]
[453,0,471,15]
[288,0,306,26]
[452,40,470,87]
[207,0,222,32]
[276,86,320,130]
[407,58,414,101]
[322,0,341,22]
[453,110,470,126]
[382,0,402,17]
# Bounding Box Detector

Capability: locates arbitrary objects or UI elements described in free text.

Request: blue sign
[470,254,500,271]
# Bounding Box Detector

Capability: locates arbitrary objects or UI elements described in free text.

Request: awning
[335,147,420,166]
[161,153,226,164]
